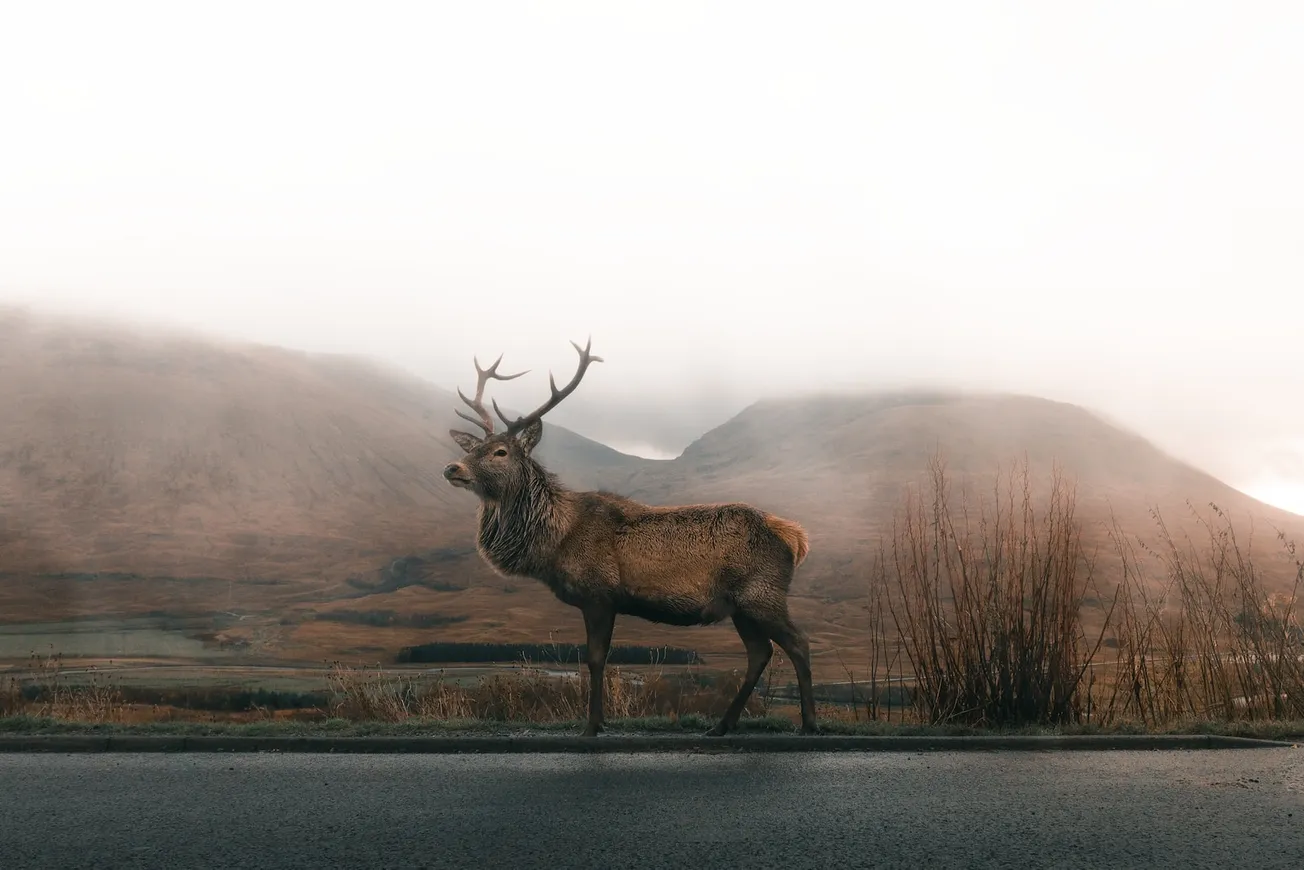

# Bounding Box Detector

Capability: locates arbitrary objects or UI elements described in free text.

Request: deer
[441,338,818,737]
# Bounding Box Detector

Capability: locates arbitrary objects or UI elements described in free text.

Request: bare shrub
[863,451,1303,732]
[877,456,1113,727]
[1096,503,1304,726]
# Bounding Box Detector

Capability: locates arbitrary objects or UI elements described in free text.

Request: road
[2,749,1301,868]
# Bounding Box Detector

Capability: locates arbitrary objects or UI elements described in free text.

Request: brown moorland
[2,305,1301,677]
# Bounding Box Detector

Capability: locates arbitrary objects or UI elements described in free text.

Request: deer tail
[762,513,810,568]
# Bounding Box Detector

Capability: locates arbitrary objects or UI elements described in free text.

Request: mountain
[0,307,650,618]
[2,306,1300,669]
[618,390,1304,592]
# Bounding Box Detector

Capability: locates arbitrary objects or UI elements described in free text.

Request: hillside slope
[614,391,1304,597]
[0,307,650,615]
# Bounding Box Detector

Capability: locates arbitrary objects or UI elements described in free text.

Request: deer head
[443,338,603,498]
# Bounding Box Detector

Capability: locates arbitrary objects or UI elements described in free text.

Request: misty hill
[614,391,1304,599]
[0,307,648,589]
[3,307,1301,664]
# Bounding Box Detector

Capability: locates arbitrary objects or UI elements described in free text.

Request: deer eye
[493,448,509,457]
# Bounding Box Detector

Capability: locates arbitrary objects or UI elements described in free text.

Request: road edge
[0,733,1297,754]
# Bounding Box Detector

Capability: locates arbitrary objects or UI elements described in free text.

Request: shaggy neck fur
[475,458,571,577]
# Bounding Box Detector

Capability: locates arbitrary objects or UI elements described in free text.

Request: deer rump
[540,496,810,628]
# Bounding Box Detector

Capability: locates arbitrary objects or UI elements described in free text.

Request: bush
[864,453,1303,730]
[877,456,1110,727]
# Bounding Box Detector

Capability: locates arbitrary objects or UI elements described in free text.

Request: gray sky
[2,2,1302,511]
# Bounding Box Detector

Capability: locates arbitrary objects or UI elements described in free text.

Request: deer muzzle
[443,462,474,488]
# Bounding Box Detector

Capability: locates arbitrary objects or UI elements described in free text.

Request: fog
[2,2,1302,510]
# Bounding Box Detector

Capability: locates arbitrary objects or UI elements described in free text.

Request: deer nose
[443,463,461,479]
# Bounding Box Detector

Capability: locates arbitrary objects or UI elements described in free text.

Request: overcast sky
[2,1,1302,511]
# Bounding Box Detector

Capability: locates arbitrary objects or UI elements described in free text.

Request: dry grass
[0,653,769,727]
[1,650,126,722]
[322,659,768,725]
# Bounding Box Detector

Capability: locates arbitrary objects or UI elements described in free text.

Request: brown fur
[442,341,818,736]
[762,513,810,568]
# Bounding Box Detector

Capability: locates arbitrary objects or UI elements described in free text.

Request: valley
[2,307,1301,690]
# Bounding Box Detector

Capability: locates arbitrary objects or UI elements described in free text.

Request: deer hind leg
[581,606,616,737]
[707,613,774,737]
[765,616,818,734]
[735,569,819,735]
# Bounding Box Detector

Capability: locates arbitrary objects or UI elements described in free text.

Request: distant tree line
[395,641,704,666]
[313,610,468,629]
[344,576,462,594]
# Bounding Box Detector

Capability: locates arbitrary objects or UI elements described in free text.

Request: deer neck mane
[476,459,572,576]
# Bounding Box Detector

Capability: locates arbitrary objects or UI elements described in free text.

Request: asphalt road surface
[3,749,1302,869]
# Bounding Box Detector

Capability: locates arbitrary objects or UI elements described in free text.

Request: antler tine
[502,336,603,435]
[479,353,529,383]
[492,396,513,429]
[455,353,529,435]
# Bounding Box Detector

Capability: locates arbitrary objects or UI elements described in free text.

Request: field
[5,460,1301,739]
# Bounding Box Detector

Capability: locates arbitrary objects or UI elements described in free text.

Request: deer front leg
[581,606,616,737]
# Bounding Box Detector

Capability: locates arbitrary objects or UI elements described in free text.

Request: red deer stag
[442,338,817,737]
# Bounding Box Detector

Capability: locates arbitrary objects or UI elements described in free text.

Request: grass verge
[1,713,1301,741]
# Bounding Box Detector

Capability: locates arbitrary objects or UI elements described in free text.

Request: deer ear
[516,420,543,455]
[449,429,483,453]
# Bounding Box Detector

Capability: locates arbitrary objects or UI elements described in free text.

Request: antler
[498,337,604,435]
[455,354,529,435]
